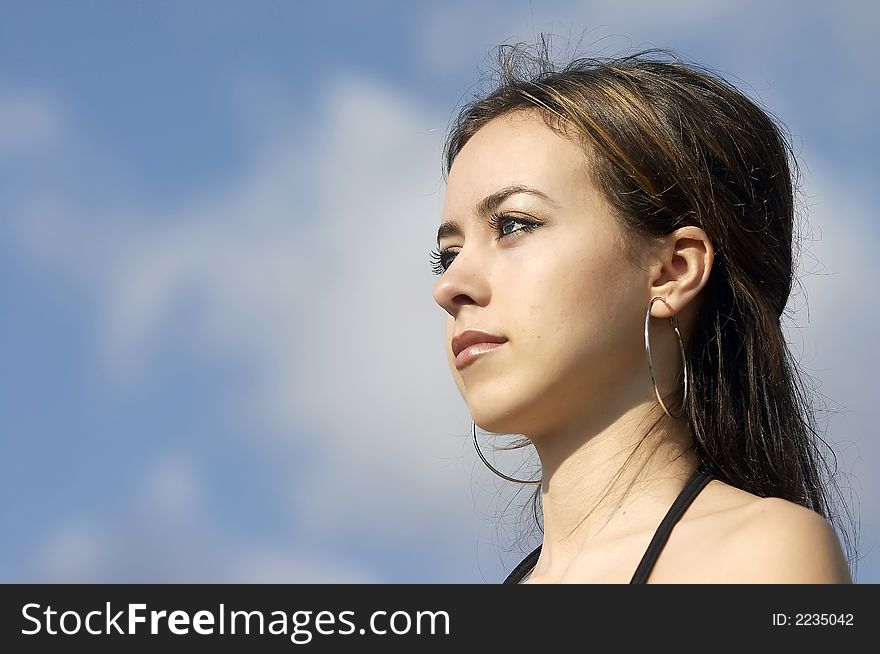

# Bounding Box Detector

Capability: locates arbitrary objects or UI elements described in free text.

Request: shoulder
[719,497,852,583]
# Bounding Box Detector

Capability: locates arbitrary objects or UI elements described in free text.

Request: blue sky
[1,0,877,583]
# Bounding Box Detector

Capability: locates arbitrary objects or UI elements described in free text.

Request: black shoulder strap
[503,544,542,584]
[629,466,713,583]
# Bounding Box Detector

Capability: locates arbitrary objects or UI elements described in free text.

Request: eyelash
[428,213,540,275]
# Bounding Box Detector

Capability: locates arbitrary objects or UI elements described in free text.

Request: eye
[428,213,540,275]
[428,247,458,276]
[485,212,538,237]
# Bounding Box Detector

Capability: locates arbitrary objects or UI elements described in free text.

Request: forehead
[445,111,591,205]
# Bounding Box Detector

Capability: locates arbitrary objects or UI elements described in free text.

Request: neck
[528,398,698,577]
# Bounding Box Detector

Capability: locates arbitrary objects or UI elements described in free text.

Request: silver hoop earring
[645,296,688,419]
[472,421,542,485]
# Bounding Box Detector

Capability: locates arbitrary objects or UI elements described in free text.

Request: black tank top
[503,464,714,584]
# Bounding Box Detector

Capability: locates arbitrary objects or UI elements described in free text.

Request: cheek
[520,254,636,361]
[535,253,610,324]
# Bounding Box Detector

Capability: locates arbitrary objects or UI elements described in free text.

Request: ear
[648,226,715,319]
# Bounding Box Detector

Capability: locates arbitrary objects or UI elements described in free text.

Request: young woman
[430,43,856,584]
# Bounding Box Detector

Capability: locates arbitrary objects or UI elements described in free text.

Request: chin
[468,400,532,437]
[470,386,575,442]
[460,369,538,432]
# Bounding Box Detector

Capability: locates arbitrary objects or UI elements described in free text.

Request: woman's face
[432,110,656,439]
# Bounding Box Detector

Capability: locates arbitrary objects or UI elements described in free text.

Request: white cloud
[11,71,493,580]
[135,453,203,520]
[232,547,381,584]
[0,89,64,155]
[21,455,384,583]
[30,522,107,583]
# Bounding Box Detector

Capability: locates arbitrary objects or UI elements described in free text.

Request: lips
[451,329,508,370]
[452,330,508,358]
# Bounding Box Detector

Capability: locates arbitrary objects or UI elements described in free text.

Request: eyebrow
[436,184,560,245]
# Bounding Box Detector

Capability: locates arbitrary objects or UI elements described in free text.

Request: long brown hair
[442,38,859,578]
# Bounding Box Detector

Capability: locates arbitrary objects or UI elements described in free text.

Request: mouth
[454,341,506,370]
[451,329,508,370]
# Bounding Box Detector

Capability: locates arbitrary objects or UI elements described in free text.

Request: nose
[432,246,491,317]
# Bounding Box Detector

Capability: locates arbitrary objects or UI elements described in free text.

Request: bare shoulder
[717,496,853,583]
[650,479,851,584]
